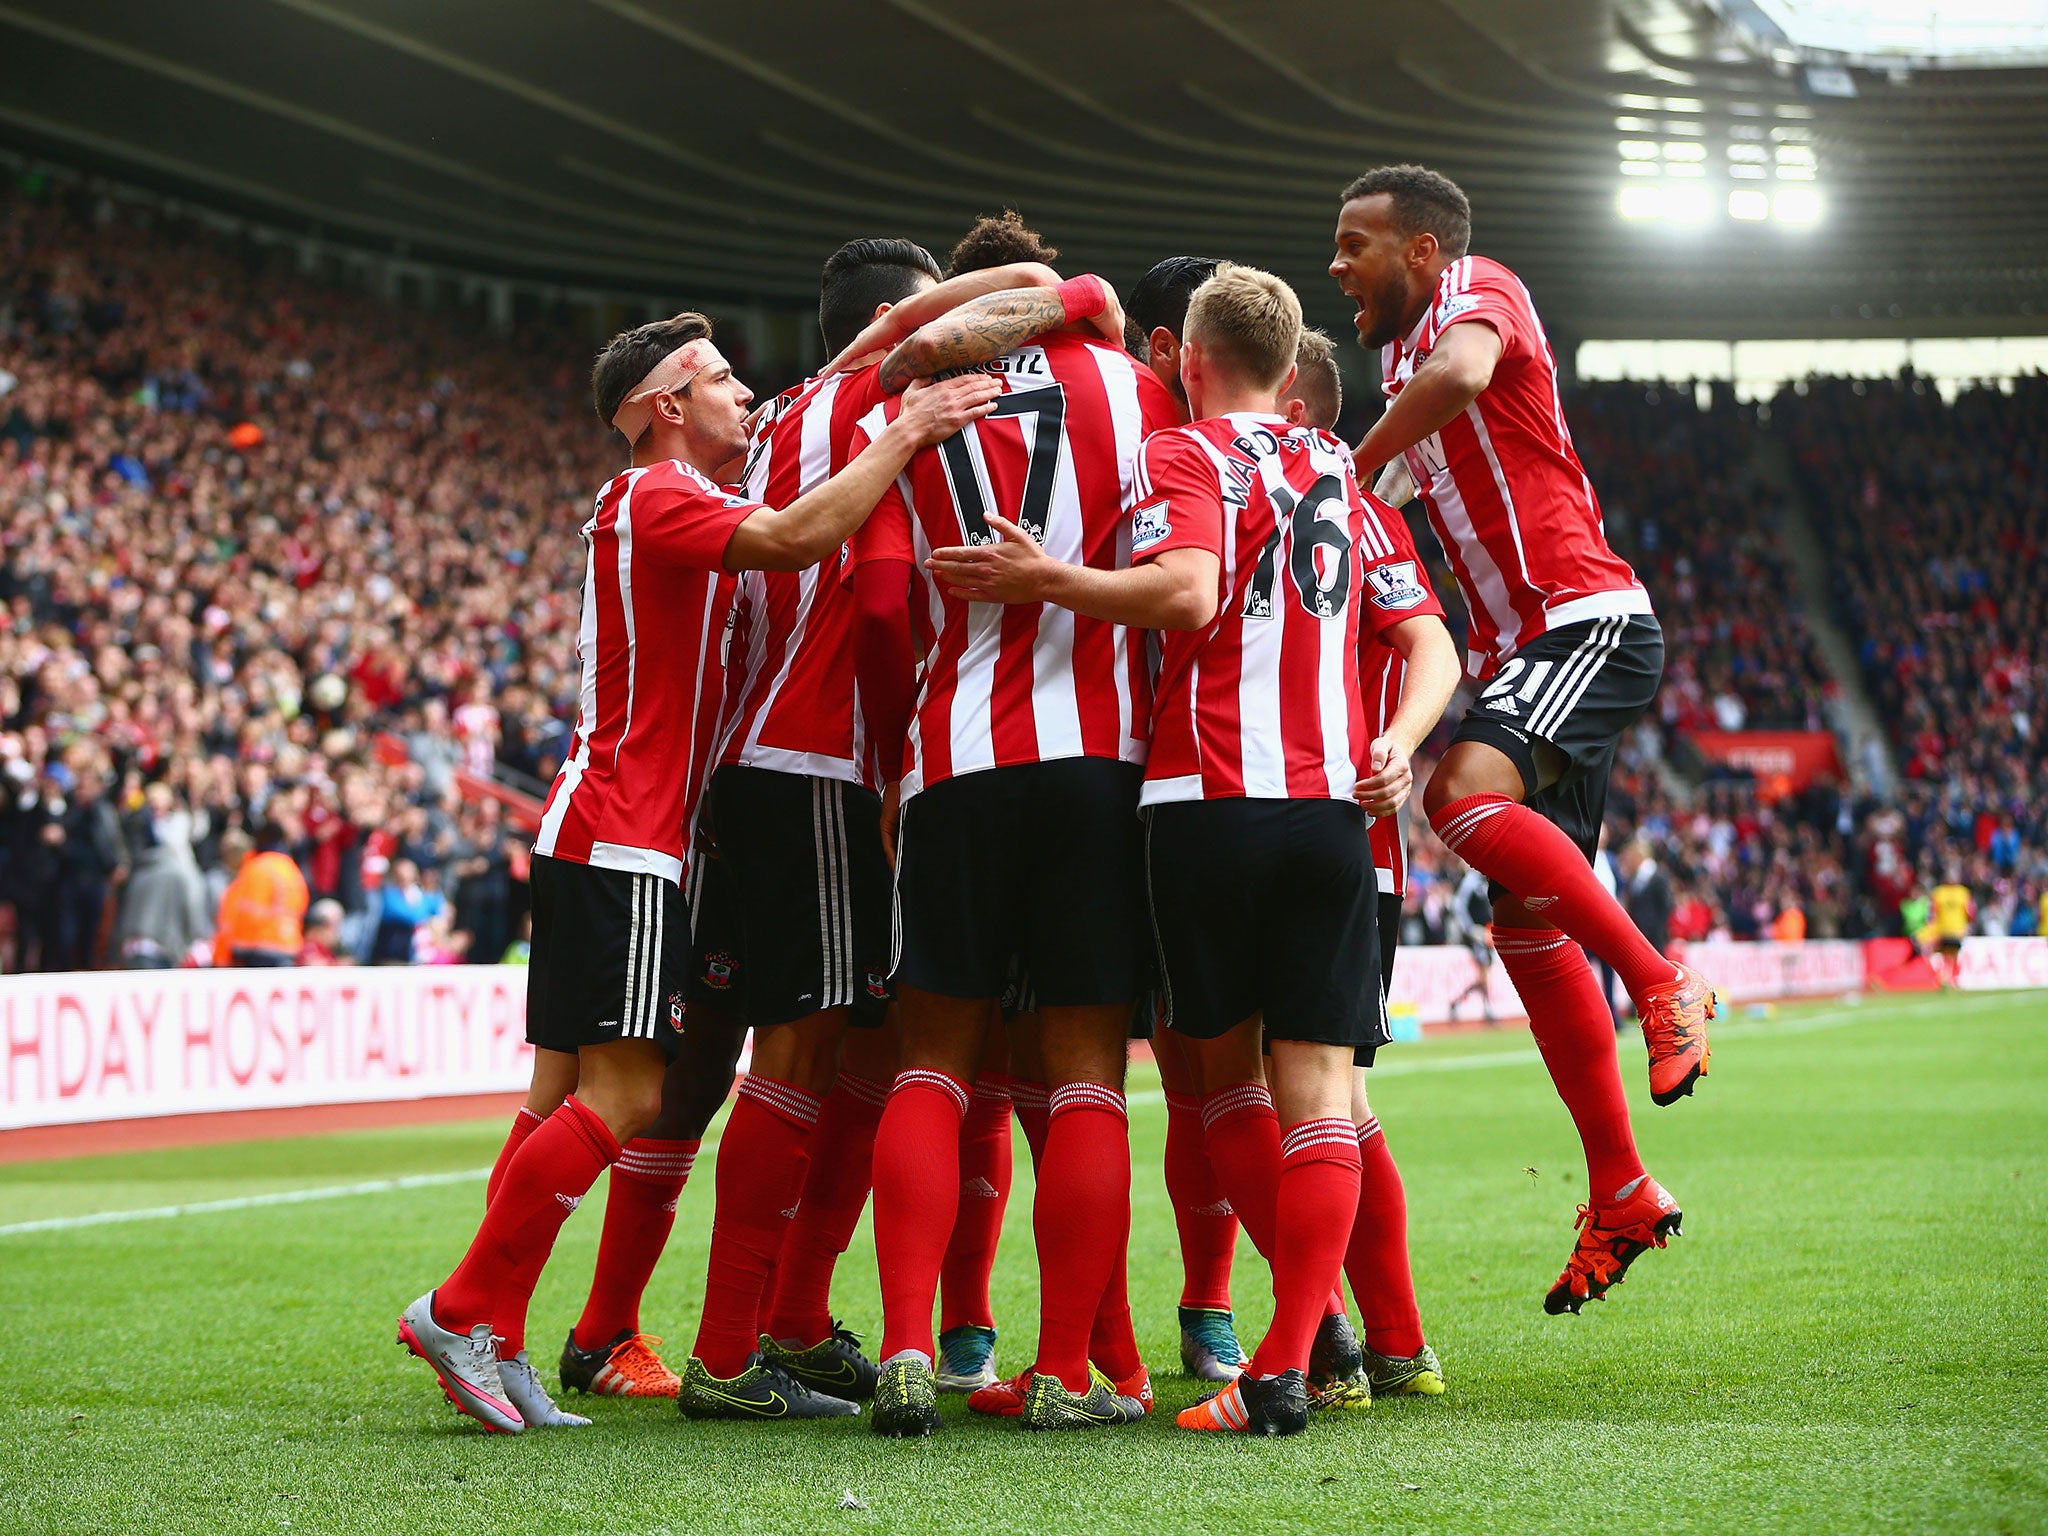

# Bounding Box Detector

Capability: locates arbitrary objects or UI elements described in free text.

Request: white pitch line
[2,993,1997,1239]
[0,1168,488,1238]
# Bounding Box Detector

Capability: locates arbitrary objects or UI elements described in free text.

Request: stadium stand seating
[1783,374,2048,940]
[0,182,603,969]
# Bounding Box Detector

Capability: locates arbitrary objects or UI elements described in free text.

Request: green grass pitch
[2,991,2043,1535]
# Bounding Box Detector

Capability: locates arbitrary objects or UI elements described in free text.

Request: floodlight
[1773,187,1823,224]
[1618,185,1665,220]
[1664,184,1712,222]
[1730,189,1772,220]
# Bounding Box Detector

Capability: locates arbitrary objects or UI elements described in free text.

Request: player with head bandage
[396,311,1001,1435]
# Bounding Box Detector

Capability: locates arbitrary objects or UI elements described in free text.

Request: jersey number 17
[937,383,1068,546]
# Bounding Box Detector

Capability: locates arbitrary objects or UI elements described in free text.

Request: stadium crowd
[1788,374,2048,939]
[0,178,605,970]
[0,175,2038,972]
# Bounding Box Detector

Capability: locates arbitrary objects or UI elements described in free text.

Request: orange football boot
[1637,964,1716,1104]
[1544,1175,1683,1315]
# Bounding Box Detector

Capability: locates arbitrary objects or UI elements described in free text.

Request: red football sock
[1347,1117,1425,1360]
[1201,1082,1281,1258]
[940,1077,1014,1333]
[1495,929,1647,1203]
[435,1096,618,1339]
[1009,1077,1050,1170]
[766,1072,888,1347]
[689,1076,819,1379]
[873,1069,971,1365]
[1431,792,1679,1002]
[1164,1091,1237,1311]
[1247,1118,1361,1379]
[1034,1082,1130,1394]
[486,1106,543,1207]
[572,1138,697,1351]
[1088,1233,1143,1383]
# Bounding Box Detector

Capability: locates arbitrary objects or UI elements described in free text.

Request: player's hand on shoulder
[925,512,1053,605]
[1354,734,1413,818]
[894,373,1002,449]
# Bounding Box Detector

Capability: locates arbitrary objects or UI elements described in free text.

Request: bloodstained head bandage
[610,338,725,443]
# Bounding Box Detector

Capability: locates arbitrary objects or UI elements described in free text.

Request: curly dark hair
[947,210,1059,277]
[1339,165,1472,260]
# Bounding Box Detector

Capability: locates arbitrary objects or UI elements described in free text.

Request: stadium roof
[3,0,2044,342]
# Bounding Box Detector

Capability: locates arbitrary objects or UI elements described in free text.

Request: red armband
[1054,274,1107,326]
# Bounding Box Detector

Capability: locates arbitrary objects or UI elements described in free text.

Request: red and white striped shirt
[1134,414,1421,805]
[852,336,1176,797]
[1381,255,1650,678]
[1357,507,1446,894]
[534,460,759,884]
[716,366,890,786]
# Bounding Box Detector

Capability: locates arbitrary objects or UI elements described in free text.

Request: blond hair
[1183,263,1302,391]
[1286,327,1343,431]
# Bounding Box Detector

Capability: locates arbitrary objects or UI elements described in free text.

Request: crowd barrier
[1,967,533,1130]
[1955,936,2048,991]
[1388,936,1873,1027]
[3,937,2042,1130]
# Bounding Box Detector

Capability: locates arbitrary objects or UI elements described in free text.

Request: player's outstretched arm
[925,512,1220,631]
[724,374,999,572]
[877,276,1124,395]
[1354,612,1460,817]
[1352,321,1503,483]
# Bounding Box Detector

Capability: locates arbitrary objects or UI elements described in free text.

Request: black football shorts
[895,758,1147,1009]
[684,766,891,1028]
[1452,613,1664,889]
[1146,796,1384,1051]
[527,852,688,1057]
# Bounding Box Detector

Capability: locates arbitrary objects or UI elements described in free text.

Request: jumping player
[395,312,999,1434]
[1331,165,1715,1315]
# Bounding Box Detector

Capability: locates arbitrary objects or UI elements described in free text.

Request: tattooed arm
[822,262,1061,375]
[876,276,1125,395]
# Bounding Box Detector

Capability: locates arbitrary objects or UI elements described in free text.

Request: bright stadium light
[1748,1,2048,68]
[1618,185,1666,220]
[1730,188,1772,220]
[1665,184,1712,222]
[1773,187,1824,224]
